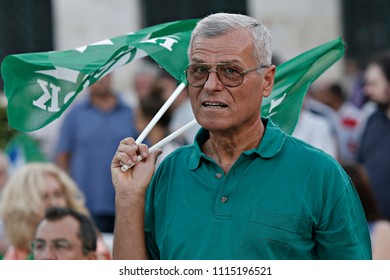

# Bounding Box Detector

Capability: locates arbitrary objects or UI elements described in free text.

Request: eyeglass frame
[184,63,269,88]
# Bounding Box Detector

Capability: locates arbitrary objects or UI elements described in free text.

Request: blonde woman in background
[0,162,111,260]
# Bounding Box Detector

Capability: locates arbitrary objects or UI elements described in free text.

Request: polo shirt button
[215,173,222,179]
[220,196,228,203]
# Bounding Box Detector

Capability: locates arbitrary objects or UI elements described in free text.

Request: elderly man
[111,13,371,260]
[32,207,97,260]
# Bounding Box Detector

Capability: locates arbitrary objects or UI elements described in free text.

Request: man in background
[358,51,390,220]
[56,73,138,233]
[32,207,97,260]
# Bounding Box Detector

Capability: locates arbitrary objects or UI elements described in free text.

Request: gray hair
[188,13,272,66]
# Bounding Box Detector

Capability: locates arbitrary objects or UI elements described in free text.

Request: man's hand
[111,137,162,196]
[111,137,161,260]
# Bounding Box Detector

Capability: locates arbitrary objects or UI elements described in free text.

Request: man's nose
[203,70,224,91]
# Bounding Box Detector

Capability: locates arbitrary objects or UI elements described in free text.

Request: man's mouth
[203,102,228,108]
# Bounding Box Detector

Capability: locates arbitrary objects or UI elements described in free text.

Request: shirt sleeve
[315,177,372,259]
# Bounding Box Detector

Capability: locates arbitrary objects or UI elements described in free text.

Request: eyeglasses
[185,63,268,88]
[31,239,73,254]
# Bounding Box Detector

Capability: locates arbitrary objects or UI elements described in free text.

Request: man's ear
[262,65,276,98]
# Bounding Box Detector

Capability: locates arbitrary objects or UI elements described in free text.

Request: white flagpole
[135,82,186,144]
[121,119,198,172]
[120,81,188,172]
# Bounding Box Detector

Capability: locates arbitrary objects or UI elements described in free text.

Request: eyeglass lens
[186,64,245,87]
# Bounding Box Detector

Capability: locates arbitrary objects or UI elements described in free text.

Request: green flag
[2,16,344,136]
[262,37,345,135]
[1,19,197,132]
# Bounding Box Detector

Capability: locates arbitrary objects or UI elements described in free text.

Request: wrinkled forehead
[189,29,254,64]
[190,28,252,50]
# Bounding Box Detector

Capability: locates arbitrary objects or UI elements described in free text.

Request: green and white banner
[1,18,344,135]
[262,37,345,135]
[1,19,197,131]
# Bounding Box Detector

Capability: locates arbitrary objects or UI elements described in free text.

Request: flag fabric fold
[262,37,345,135]
[1,19,197,131]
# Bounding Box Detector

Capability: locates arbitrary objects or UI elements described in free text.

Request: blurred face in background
[134,106,148,135]
[33,216,96,260]
[159,77,178,101]
[134,72,156,99]
[42,174,67,210]
[89,73,113,96]
[364,64,390,106]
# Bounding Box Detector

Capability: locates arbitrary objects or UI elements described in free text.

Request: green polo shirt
[145,118,371,260]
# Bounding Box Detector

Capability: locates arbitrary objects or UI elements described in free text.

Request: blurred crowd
[0,48,390,259]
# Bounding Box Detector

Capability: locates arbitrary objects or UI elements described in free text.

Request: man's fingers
[113,138,151,167]
[119,137,136,145]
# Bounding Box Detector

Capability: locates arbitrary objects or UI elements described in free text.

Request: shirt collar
[189,118,286,170]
